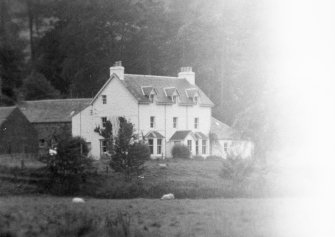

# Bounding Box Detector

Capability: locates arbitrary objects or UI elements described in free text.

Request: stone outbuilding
[0,106,38,155]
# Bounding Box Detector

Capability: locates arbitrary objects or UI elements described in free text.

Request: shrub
[171,144,191,159]
[206,155,222,161]
[45,136,93,194]
[192,155,204,161]
[220,155,255,184]
[111,117,150,181]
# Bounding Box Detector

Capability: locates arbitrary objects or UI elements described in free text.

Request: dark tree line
[0,0,274,158]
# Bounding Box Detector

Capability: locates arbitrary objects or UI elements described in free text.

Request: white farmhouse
[72,61,214,159]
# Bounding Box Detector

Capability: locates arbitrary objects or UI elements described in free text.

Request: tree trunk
[26,0,35,62]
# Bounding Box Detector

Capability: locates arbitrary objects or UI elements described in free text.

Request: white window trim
[150,116,155,128]
[102,95,107,104]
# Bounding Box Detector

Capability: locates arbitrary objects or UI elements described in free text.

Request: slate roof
[141,86,155,96]
[120,74,214,106]
[194,131,208,140]
[210,117,241,140]
[185,88,199,98]
[145,131,165,139]
[18,99,91,123]
[0,106,16,126]
[169,130,193,141]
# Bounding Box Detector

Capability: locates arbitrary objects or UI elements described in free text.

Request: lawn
[0,157,277,198]
[0,196,285,237]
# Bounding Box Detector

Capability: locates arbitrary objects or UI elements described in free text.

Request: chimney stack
[110,61,124,80]
[178,67,195,85]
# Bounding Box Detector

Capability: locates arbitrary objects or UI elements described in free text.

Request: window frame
[150,116,155,128]
[100,140,107,154]
[202,140,207,154]
[187,140,192,152]
[224,142,228,152]
[102,117,107,127]
[194,117,199,129]
[173,117,178,128]
[102,95,107,104]
[148,139,154,154]
[195,140,199,155]
[157,139,162,154]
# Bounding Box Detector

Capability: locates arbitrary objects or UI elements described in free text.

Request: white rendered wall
[72,77,139,159]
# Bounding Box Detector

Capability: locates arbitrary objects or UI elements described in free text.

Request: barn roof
[210,117,241,140]
[18,99,91,123]
[0,106,16,126]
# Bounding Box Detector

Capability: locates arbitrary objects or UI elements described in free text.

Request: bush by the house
[220,155,255,184]
[110,117,150,181]
[45,136,93,194]
[171,144,191,159]
[192,155,205,161]
[206,155,223,160]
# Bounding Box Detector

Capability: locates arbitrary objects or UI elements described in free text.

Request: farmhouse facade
[72,62,214,159]
[0,106,38,154]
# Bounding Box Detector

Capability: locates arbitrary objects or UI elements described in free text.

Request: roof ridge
[23,98,92,102]
[125,74,178,79]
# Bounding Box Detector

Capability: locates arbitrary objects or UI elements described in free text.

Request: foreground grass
[0,196,282,237]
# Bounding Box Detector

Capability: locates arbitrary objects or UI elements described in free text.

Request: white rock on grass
[72,197,85,203]
[161,193,175,200]
[159,163,168,169]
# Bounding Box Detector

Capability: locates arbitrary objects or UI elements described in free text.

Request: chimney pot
[178,66,195,85]
[110,61,125,80]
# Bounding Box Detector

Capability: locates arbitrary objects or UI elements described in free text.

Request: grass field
[0,157,284,198]
[0,196,289,237]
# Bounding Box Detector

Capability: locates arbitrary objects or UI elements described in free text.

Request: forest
[0,0,274,158]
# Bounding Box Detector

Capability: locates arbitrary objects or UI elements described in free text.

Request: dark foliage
[220,155,255,184]
[20,72,60,100]
[111,117,150,181]
[94,120,114,154]
[45,136,93,195]
[171,144,191,159]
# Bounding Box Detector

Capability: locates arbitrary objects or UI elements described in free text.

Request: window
[174,141,181,145]
[172,95,177,103]
[194,117,199,129]
[202,140,207,154]
[194,96,198,104]
[187,140,192,152]
[102,95,107,104]
[173,117,178,128]
[150,116,155,128]
[195,140,199,155]
[102,117,107,127]
[157,139,162,154]
[224,142,228,152]
[39,139,46,148]
[100,140,107,154]
[148,139,154,154]
[86,142,92,152]
[150,94,154,102]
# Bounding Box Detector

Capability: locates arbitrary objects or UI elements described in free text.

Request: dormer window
[164,87,179,103]
[185,88,200,104]
[141,86,157,103]
[150,93,155,102]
